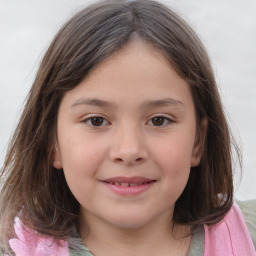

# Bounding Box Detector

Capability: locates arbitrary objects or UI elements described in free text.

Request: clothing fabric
[187,200,256,255]
[69,200,256,256]
[204,201,255,255]
[4,200,256,256]
[7,218,69,256]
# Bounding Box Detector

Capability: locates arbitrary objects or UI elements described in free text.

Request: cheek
[151,135,194,197]
[59,132,108,178]
[153,135,195,172]
[60,136,108,204]
[157,140,192,197]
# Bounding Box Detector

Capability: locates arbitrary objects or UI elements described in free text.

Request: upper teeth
[107,182,149,187]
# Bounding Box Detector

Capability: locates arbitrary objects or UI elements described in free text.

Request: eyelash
[147,116,174,126]
[82,116,110,127]
[82,115,174,127]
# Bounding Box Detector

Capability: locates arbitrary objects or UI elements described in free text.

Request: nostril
[114,157,143,163]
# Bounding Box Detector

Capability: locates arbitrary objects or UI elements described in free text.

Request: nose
[109,124,148,165]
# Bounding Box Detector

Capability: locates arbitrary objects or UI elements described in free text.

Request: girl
[0,0,255,255]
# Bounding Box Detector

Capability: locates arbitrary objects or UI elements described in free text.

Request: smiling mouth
[102,176,156,186]
[101,177,156,195]
[103,181,153,187]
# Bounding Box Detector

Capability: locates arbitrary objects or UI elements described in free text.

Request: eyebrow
[141,98,184,109]
[71,97,184,109]
[71,98,113,108]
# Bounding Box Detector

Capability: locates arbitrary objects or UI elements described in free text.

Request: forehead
[86,40,174,84]
[59,40,194,112]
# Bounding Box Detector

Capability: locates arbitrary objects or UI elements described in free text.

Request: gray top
[69,200,256,256]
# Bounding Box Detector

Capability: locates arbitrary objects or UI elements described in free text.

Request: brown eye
[90,117,104,126]
[149,116,173,127]
[151,117,165,126]
[83,116,110,127]
[88,116,104,126]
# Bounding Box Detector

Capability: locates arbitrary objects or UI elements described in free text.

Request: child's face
[53,40,202,231]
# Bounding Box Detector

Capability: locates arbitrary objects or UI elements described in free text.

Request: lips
[101,176,156,195]
[102,176,155,186]
[105,182,151,187]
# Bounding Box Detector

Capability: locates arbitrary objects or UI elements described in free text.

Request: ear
[53,143,63,169]
[191,117,208,167]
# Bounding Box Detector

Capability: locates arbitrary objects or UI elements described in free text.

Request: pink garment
[8,203,255,255]
[204,203,256,256]
[8,218,69,256]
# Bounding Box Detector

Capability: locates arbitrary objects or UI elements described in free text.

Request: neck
[78,211,191,256]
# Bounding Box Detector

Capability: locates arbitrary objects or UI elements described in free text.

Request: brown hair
[0,0,240,251]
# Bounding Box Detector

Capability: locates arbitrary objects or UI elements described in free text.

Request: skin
[53,40,206,256]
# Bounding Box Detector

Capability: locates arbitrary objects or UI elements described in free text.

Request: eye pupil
[152,117,164,126]
[91,117,103,126]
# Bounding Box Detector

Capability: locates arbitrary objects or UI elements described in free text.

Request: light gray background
[0,0,255,200]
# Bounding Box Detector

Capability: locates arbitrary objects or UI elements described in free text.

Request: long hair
[0,0,240,251]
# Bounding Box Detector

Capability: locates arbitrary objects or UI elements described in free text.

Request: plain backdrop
[0,0,255,200]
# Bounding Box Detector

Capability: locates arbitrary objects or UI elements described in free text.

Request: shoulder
[204,201,256,256]
[68,237,93,256]
[6,217,69,256]
[236,199,256,248]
